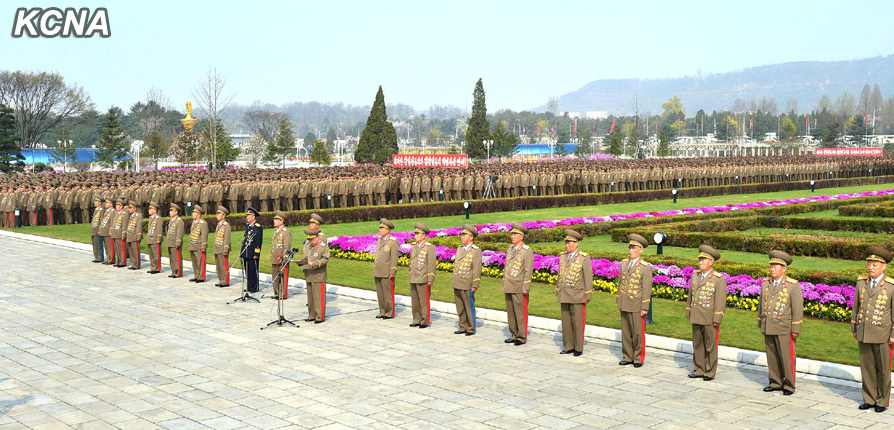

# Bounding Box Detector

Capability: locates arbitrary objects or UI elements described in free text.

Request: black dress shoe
[304,318,315,322]
[560,350,573,354]
[465,332,475,336]
[859,403,874,410]
[167,275,176,278]
[194,280,205,283]
[91,260,100,263]
[633,363,643,368]
[687,373,701,378]
[505,339,515,343]
[314,320,324,324]
[763,386,779,392]
[782,389,794,396]
[454,330,465,334]
[382,316,393,320]
[619,361,632,366]
[213,283,221,287]
[376,315,383,319]
[217,284,230,288]
[513,340,524,346]
[409,323,419,327]
[418,324,428,329]
[188,279,196,282]
[573,351,582,357]
[702,376,714,381]
[874,405,886,413]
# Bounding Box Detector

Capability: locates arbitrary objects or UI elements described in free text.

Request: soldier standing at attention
[110,198,129,268]
[617,233,652,367]
[145,202,164,274]
[165,204,185,278]
[686,245,727,381]
[374,218,399,319]
[758,250,803,396]
[451,224,482,336]
[241,208,263,292]
[852,246,894,413]
[125,201,143,270]
[408,222,436,329]
[556,229,592,356]
[270,211,292,299]
[297,228,329,323]
[99,198,114,265]
[188,206,209,283]
[90,196,104,263]
[308,213,328,246]
[502,223,533,345]
[213,206,232,287]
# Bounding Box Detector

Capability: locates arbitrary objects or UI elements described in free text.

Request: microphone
[291,247,301,253]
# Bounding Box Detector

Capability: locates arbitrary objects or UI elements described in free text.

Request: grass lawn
[784,209,887,220]
[738,227,888,239]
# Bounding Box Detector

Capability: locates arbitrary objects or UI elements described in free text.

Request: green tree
[848,114,871,139]
[820,122,841,147]
[325,127,336,153]
[310,139,332,165]
[0,104,24,172]
[491,120,518,157]
[265,118,295,167]
[171,127,199,165]
[143,128,169,170]
[607,130,623,155]
[303,132,317,150]
[354,86,398,164]
[657,128,671,157]
[574,123,592,156]
[464,78,489,158]
[200,119,239,168]
[779,115,798,142]
[96,107,129,169]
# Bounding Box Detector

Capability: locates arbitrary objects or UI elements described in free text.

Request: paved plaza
[0,235,890,430]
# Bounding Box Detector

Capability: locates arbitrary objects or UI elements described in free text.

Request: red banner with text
[815,148,883,157]
[392,154,469,168]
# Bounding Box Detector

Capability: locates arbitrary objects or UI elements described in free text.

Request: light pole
[131,140,143,172]
[57,139,73,172]
[546,140,556,158]
[484,139,493,161]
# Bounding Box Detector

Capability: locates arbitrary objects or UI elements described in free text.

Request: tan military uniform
[98,204,114,264]
[451,243,482,333]
[758,276,804,392]
[270,226,292,298]
[146,214,164,272]
[501,244,534,343]
[188,218,209,281]
[125,211,143,269]
[165,216,185,277]
[300,238,330,321]
[110,209,129,266]
[90,203,104,261]
[686,270,727,378]
[213,220,232,285]
[852,275,894,407]
[409,240,437,326]
[556,250,593,353]
[616,258,653,364]
[374,234,400,317]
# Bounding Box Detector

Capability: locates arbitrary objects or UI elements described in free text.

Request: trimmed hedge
[839,200,894,217]
[142,175,894,232]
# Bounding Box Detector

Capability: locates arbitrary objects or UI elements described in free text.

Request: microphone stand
[262,249,299,329]
[228,229,260,304]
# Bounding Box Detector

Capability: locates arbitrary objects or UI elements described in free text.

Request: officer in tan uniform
[270,211,292,299]
[617,233,652,367]
[502,223,534,345]
[374,218,400,319]
[409,222,437,328]
[307,213,328,246]
[297,228,329,323]
[165,204,185,278]
[852,246,894,413]
[145,202,164,274]
[110,198,129,267]
[188,206,209,283]
[125,201,143,270]
[686,245,727,381]
[556,229,593,356]
[90,196,104,262]
[758,250,803,395]
[213,206,232,287]
[451,224,482,335]
[99,198,115,264]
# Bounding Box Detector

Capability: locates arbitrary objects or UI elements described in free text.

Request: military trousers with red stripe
[505,293,528,343]
[620,311,646,364]
[307,281,327,322]
[692,324,720,378]
[375,277,395,317]
[215,253,230,285]
[561,303,586,353]
[190,250,206,281]
[765,334,797,392]
[858,341,893,407]
[410,283,431,326]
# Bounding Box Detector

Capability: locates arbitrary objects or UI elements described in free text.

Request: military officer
[451,224,482,336]
[502,222,534,345]
[125,201,143,270]
[556,229,593,356]
[241,207,263,292]
[686,245,727,381]
[110,198,129,267]
[758,250,803,396]
[90,196,104,263]
[213,206,232,287]
[165,204,185,278]
[308,213,328,245]
[617,233,652,367]
[270,210,292,299]
[374,218,400,319]
[99,198,115,264]
[187,206,209,283]
[852,246,894,413]
[145,202,164,274]
[297,228,329,323]
[408,222,436,328]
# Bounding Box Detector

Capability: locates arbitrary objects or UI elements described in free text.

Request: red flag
[552,121,557,137]
[536,122,540,135]
[750,114,753,130]
[865,113,869,127]
[609,120,615,134]
[805,114,809,128]
[573,119,577,135]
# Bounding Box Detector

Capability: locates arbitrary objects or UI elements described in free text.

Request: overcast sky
[2,0,892,113]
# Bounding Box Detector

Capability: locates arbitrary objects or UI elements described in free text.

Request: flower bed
[328,188,894,322]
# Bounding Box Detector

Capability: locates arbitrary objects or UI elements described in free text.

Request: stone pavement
[0,235,889,430]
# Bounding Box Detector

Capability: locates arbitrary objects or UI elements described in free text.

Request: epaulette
[858,275,869,281]
[580,251,589,256]
[786,277,798,284]
[714,272,724,278]
[640,260,651,266]
[622,258,629,263]
[887,276,894,284]
[471,244,479,250]
[388,236,396,241]
[522,244,530,250]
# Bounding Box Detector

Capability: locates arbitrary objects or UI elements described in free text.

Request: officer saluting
[853,246,894,413]
[241,207,263,293]
[758,250,803,396]
[686,245,727,381]
[556,229,593,356]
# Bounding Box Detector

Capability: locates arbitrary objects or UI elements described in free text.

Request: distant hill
[544,55,894,115]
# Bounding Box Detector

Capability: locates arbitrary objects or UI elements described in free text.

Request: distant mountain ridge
[545,55,894,115]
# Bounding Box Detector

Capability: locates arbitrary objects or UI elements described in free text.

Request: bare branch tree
[192,68,235,169]
[145,87,171,110]
[243,110,286,145]
[0,71,94,148]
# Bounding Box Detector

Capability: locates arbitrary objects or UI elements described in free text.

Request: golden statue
[181,100,197,131]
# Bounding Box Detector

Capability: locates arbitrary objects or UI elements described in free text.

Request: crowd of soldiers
[3,155,894,227]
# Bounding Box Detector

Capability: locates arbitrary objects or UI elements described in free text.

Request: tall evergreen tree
[354,86,398,164]
[201,119,240,168]
[0,104,24,173]
[143,128,169,170]
[491,120,518,157]
[464,78,489,158]
[95,107,129,169]
[171,128,199,166]
[657,128,671,157]
[607,130,623,155]
[325,127,336,153]
[310,139,332,165]
[265,118,295,167]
